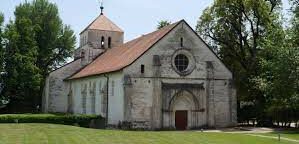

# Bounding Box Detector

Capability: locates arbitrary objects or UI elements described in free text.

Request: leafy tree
[157,20,171,30]
[0,13,4,74]
[273,0,299,125]
[248,0,299,127]
[196,0,284,122]
[260,42,299,126]
[28,0,76,74]
[4,8,41,112]
[0,13,7,108]
[2,0,75,112]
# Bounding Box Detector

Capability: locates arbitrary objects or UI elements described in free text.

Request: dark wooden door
[175,110,188,130]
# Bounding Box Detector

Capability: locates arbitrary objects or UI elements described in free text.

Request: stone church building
[42,10,237,130]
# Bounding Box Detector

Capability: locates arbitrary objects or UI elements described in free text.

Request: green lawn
[261,131,299,140]
[0,124,298,144]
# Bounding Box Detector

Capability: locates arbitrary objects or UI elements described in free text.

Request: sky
[0,0,291,46]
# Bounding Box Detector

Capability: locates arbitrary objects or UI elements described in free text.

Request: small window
[108,37,112,48]
[141,65,145,74]
[180,37,184,47]
[153,55,161,66]
[175,54,189,72]
[81,50,85,58]
[101,36,105,48]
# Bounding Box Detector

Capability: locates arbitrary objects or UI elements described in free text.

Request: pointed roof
[80,14,123,34]
[69,20,182,80]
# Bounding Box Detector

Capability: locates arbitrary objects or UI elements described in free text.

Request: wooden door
[175,110,188,130]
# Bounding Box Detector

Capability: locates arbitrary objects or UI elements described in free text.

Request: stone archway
[169,90,199,130]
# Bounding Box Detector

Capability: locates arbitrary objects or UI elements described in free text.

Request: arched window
[101,36,105,48]
[180,37,184,47]
[108,37,112,48]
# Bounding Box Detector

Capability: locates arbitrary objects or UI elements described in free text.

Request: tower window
[180,37,184,47]
[101,36,105,48]
[108,37,112,48]
[141,65,145,74]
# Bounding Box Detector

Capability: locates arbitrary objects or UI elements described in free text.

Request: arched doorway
[169,90,198,130]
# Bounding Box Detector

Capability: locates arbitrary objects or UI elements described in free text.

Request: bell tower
[75,1,124,65]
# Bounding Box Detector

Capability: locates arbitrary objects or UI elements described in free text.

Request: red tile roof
[80,14,123,34]
[69,21,181,80]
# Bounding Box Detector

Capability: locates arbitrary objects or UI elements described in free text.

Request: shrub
[0,113,103,128]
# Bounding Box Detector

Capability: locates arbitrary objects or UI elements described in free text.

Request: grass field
[0,124,298,144]
[261,131,299,140]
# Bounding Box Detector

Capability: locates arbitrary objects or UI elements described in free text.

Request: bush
[0,113,103,128]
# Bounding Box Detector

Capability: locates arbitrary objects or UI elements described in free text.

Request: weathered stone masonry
[43,13,237,130]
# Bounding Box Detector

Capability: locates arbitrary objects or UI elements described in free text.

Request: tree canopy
[0,13,4,74]
[1,0,76,113]
[197,0,299,126]
[157,20,171,30]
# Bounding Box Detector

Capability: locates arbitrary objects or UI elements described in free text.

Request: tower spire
[100,0,104,15]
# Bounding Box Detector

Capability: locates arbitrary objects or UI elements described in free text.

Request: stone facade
[121,22,237,129]
[43,15,124,113]
[75,29,124,65]
[43,17,237,130]
[42,59,82,112]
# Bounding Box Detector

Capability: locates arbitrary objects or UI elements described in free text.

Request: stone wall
[123,21,236,129]
[70,72,125,125]
[74,29,124,65]
[42,59,82,113]
[87,30,124,49]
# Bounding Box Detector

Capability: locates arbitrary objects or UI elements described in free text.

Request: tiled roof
[80,14,123,34]
[69,20,181,80]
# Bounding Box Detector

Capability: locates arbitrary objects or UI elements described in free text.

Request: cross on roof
[100,0,104,15]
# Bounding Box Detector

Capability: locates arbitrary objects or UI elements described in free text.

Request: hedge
[0,114,103,128]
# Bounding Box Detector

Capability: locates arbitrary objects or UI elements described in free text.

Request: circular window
[174,54,189,72]
[171,49,196,76]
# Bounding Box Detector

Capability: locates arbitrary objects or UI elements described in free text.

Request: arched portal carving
[168,90,200,111]
[161,83,206,129]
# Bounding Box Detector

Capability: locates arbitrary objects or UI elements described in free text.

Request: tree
[196,0,284,122]
[3,6,41,112]
[273,0,299,125]
[30,0,76,105]
[157,20,171,30]
[246,0,299,127]
[0,13,4,73]
[0,13,8,109]
[28,0,76,74]
[2,0,75,113]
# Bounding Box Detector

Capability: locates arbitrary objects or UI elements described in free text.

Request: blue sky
[0,0,291,46]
